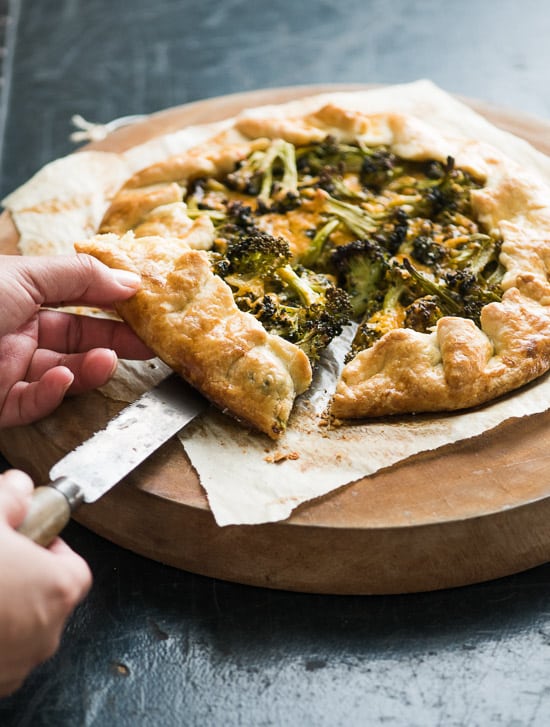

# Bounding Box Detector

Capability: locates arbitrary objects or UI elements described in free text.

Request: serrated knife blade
[18,374,207,546]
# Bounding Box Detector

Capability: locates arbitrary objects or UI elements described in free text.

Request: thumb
[0,469,34,528]
[12,253,142,309]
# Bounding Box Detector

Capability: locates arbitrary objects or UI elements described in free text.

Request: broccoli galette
[76,103,550,437]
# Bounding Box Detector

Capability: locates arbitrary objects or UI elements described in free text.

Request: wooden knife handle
[17,478,84,547]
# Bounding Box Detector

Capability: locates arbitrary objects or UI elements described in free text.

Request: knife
[17,373,207,547]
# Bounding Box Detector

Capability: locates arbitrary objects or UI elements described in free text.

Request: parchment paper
[5,80,550,526]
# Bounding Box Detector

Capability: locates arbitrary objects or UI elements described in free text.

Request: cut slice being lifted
[75,231,312,438]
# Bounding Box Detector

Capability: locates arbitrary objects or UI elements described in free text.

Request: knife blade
[17,373,207,547]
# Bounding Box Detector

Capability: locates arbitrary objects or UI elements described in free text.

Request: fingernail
[107,350,118,378]
[60,368,75,395]
[112,269,141,289]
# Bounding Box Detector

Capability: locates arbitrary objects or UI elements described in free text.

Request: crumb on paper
[264,450,300,464]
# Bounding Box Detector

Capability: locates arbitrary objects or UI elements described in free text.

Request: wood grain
[3,85,550,594]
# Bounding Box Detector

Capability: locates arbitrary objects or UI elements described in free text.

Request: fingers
[27,348,118,395]
[0,368,74,428]
[47,537,93,603]
[32,538,92,662]
[22,253,142,306]
[0,254,142,336]
[0,530,92,695]
[0,291,153,428]
[0,470,34,528]
[0,348,124,426]
[0,473,90,598]
[37,309,153,359]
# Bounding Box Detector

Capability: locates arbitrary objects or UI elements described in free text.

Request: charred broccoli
[224,229,291,277]
[405,227,504,325]
[296,136,366,177]
[442,268,502,323]
[411,234,447,267]
[403,156,482,220]
[348,263,412,357]
[225,138,299,209]
[212,228,352,361]
[322,194,380,238]
[260,279,352,361]
[449,233,503,279]
[403,295,444,332]
[185,135,504,363]
[296,138,402,191]
[401,258,463,316]
[359,147,403,191]
[330,238,390,318]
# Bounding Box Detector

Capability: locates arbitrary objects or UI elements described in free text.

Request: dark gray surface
[2,0,550,724]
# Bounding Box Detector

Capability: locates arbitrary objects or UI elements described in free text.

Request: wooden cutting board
[2,85,550,595]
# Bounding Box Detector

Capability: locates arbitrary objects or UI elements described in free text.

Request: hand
[0,470,92,697]
[0,253,153,427]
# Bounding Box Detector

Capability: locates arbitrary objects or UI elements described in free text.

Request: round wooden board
[3,85,550,595]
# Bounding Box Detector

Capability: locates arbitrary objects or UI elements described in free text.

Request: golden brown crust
[75,232,312,438]
[97,101,550,423]
[123,140,262,190]
[331,289,550,418]
[100,137,271,236]
[99,183,182,235]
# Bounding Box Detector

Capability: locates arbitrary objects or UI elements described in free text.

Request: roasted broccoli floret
[403,156,481,220]
[212,228,352,361]
[296,137,374,199]
[299,217,340,267]
[260,265,351,359]
[302,285,353,359]
[296,136,366,176]
[401,258,463,316]
[323,194,379,238]
[211,228,291,304]
[360,147,403,191]
[411,234,447,267]
[261,279,352,360]
[226,138,299,208]
[224,199,256,230]
[403,257,502,327]
[449,233,503,279]
[379,207,410,255]
[403,295,444,332]
[442,268,502,323]
[209,200,259,249]
[225,229,291,277]
[348,263,412,357]
[330,238,390,318]
[298,140,401,193]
